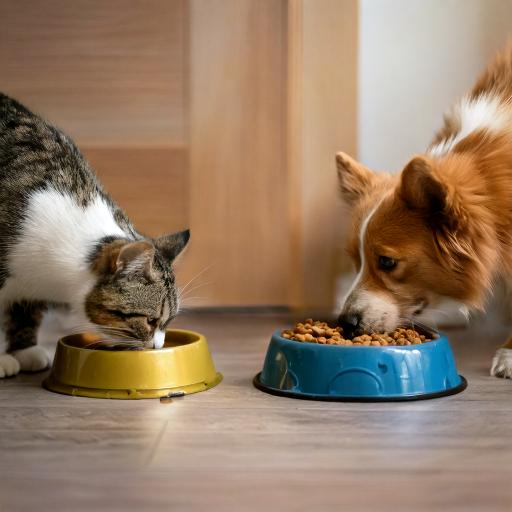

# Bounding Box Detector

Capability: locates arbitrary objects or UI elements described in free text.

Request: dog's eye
[378,256,397,271]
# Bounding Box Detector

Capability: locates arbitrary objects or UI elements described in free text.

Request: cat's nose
[337,312,363,339]
[152,329,166,349]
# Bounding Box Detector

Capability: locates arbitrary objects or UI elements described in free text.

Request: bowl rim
[58,328,205,354]
[272,328,446,350]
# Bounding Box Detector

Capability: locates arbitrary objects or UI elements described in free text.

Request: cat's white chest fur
[0,188,127,307]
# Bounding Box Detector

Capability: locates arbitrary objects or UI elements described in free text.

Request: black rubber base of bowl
[253,373,468,402]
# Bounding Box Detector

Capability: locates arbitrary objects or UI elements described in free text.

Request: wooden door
[0,0,358,310]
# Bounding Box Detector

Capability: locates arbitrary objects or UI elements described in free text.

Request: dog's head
[336,151,496,337]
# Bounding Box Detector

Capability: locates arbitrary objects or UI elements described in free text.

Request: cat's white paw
[12,346,51,372]
[491,348,512,378]
[0,354,21,378]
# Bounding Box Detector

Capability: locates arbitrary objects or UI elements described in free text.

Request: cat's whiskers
[178,264,215,299]
[180,296,208,304]
[398,316,441,337]
[179,281,212,302]
[64,323,129,334]
[63,323,140,345]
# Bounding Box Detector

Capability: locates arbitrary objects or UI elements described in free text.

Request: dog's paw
[0,354,21,378]
[491,348,512,378]
[12,346,51,373]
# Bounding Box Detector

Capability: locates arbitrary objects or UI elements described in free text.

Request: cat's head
[84,230,190,348]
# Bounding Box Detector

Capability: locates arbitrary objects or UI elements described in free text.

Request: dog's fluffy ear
[399,155,468,230]
[399,154,497,307]
[336,152,376,206]
[400,156,448,220]
[400,155,488,279]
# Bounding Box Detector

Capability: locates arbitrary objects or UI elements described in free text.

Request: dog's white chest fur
[1,188,126,306]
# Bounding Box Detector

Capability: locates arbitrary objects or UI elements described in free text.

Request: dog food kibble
[281,320,431,346]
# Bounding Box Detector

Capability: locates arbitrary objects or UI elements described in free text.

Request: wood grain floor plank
[0,311,511,511]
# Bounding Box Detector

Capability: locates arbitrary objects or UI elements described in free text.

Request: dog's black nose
[337,312,362,339]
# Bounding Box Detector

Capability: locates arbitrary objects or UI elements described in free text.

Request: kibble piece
[310,326,324,337]
[282,320,431,346]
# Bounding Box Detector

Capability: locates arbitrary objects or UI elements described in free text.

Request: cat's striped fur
[0,93,189,377]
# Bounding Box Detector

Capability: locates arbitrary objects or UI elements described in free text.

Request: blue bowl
[254,329,466,401]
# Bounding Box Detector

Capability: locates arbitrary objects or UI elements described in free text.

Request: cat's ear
[154,229,190,263]
[115,240,155,278]
[92,240,156,279]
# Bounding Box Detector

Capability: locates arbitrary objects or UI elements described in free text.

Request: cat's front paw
[0,354,21,378]
[12,346,51,373]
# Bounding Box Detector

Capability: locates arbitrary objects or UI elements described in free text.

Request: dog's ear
[400,156,448,220]
[400,155,474,264]
[401,154,494,301]
[336,152,376,206]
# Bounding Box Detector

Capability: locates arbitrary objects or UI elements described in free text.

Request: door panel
[0,0,358,309]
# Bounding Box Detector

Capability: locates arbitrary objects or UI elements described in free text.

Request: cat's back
[0,93,137,249]
[0,92,65,159]
[0,92,101,203]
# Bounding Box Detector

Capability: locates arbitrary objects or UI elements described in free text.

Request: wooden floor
[1,311,512,511]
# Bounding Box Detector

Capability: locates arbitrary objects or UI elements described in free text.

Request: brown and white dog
[336,45,512,378]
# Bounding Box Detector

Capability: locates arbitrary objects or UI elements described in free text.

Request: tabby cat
[0,93,189,377]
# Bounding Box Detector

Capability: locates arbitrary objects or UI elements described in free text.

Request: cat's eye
[108,309,145,321]
[378,256,397,271]
[147,317,159,327]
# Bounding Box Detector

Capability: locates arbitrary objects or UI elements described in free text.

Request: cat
[0,93,189,378]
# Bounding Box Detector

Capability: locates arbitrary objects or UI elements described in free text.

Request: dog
[336,44,512,378]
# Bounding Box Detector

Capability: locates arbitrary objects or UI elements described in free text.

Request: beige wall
[358,0,512,171]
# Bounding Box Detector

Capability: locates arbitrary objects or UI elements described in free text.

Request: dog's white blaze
[1,188,127,308]
[342,196,387,305]
[341,193,399,331]
[429,93,509,156]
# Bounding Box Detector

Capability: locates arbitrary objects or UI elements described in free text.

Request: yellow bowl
[43,329,222,399]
